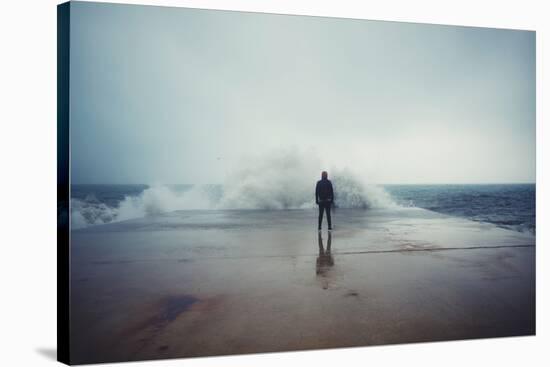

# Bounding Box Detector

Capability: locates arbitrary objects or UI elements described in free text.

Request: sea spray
[218,148,322,210]
[70,185,220,229]
[71,149,395,228]
[330,168,396,209]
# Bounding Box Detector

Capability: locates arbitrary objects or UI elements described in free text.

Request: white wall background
[0,0,547,366]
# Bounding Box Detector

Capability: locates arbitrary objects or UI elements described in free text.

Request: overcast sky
[70,1,535,184]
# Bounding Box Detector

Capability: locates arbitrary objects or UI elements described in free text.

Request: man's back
[316,179,334,203]
[316,171,334,231]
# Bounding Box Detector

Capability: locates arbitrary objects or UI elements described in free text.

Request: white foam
[71,149,397,228]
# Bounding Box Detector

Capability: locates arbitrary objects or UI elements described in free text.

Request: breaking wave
[71,149,395,228]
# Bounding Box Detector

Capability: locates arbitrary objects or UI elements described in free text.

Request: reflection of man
[315,171,334,231]
[316,232,334,290]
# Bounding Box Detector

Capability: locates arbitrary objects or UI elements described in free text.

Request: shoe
[328,227,333,231]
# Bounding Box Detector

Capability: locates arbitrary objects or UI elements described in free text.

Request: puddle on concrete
[121,294,199,339]
[159,295,198,323]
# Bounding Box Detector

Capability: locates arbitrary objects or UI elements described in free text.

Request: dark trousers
[318,203,332,229]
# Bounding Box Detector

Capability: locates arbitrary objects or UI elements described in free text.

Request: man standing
[315,171,334,231]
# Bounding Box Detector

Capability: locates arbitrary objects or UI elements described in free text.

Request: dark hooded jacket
[315,178,334,205]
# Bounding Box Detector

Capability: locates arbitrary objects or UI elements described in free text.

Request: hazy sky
[70,1,535,184]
